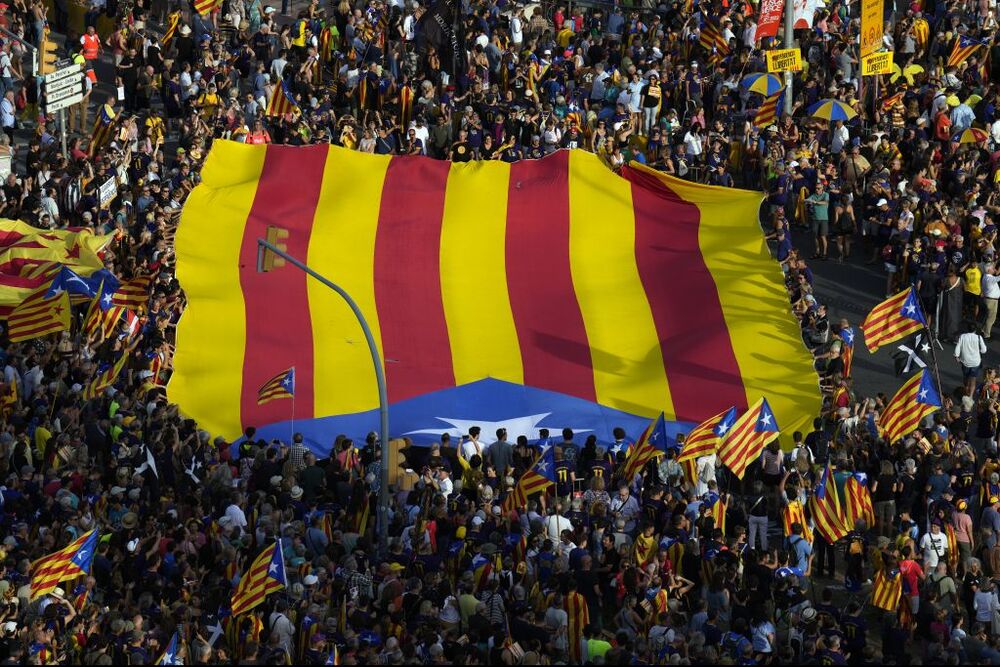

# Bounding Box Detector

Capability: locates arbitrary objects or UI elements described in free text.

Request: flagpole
[922,323,946,401]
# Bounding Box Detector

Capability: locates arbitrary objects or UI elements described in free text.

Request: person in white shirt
[268,601,296,652]
[224,493,249,531]
[920,522,948,573]
[982,263,1000,338]
[544,505,574,541]
[955,321,988,396]
[510,11,524,46]
[461,427,485,459]
[434,467,454,499]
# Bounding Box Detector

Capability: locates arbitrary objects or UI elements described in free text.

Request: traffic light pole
[256,238,392,557]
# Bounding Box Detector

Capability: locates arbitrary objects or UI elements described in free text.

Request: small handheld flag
[257,367,295,405]
[619,413,669,482]
[30,530,99,599]
[718,398,779,479]
[677,406,737,464]
[878,369,941,444]
[156,632,180,665]
[230,540,287,616]
[810,464,849,542]
[862,287,927,353]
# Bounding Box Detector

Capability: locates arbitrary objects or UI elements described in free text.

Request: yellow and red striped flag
[718,398,779,479]
[840,326,855,378]
[948,35,985,68]
[862,286,927,353]
[810,464,849,543]
[83,288,124,339]
[706,495,727,536]
[753,90,783,128]
[82,354,128,400]
[230,540,287,617]
[171,144,822,445]
[565,590,590,662]
[871,568,902,611]
[7,287,70,342]
[88,104,117,157]
[912,18,929,52]
[845,472,875,530]
[161,12,181,46]
[620,413,669,483]
[878,369,941,445]
[502,447,556,514]
[266,81,300,117]
[30,530,98,599]
[257,367,295,405]
[112,275,151,310]
[677,406,736,465]
[193,0,222,15]
[782,499,813,543]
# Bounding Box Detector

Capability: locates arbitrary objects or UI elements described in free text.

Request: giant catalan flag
[171,144,822,449]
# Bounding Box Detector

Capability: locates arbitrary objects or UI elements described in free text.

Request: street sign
[43,63,80,85]
[45,75,80,98]
[44,63,84,114]
[46,92,83,113]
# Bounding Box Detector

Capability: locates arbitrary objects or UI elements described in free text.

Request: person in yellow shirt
[966,261,983,319]
[195,83,221,120]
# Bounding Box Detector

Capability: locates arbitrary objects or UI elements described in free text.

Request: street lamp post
[256,238,391,556]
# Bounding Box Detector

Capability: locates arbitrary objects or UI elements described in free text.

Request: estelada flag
[0,221,112,315]
[862,287,927,353]
[7,287,70,342]
[171,143,822,444]
[31,529,98,599]
[871,568,902,612]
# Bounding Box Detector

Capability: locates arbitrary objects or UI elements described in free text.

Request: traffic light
[259,225,289,272]
[39,28,58,75]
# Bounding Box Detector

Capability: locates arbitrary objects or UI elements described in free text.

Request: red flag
[756,0,785,40]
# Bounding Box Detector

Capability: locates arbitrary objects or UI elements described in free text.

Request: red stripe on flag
[506,152,596,401]
[625,168,748,420]
[373,157,455,403]
[238,145,325,428]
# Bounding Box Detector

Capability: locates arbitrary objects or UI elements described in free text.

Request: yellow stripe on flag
[307,148,388,418]
[568,151,673,418]
[170,141,263,437]
[440,160,523,386]
[646,168,822,436]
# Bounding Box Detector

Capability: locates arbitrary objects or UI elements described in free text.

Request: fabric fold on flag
[88,104,117,157]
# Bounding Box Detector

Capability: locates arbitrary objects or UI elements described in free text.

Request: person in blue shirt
[786,522,813,575]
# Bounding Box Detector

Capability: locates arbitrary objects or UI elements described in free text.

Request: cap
[877,198,889,206]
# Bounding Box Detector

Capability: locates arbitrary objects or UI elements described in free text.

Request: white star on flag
[760,413,772,426]
[919,388,928,400]
[102,293,113,306]
[717,421,731,435]
[904,304,916,315]
[269,562,279,574]
[535,459,550,474]
[404,413,591,445]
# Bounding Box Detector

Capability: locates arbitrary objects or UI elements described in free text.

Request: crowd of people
[0,0,997,663]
